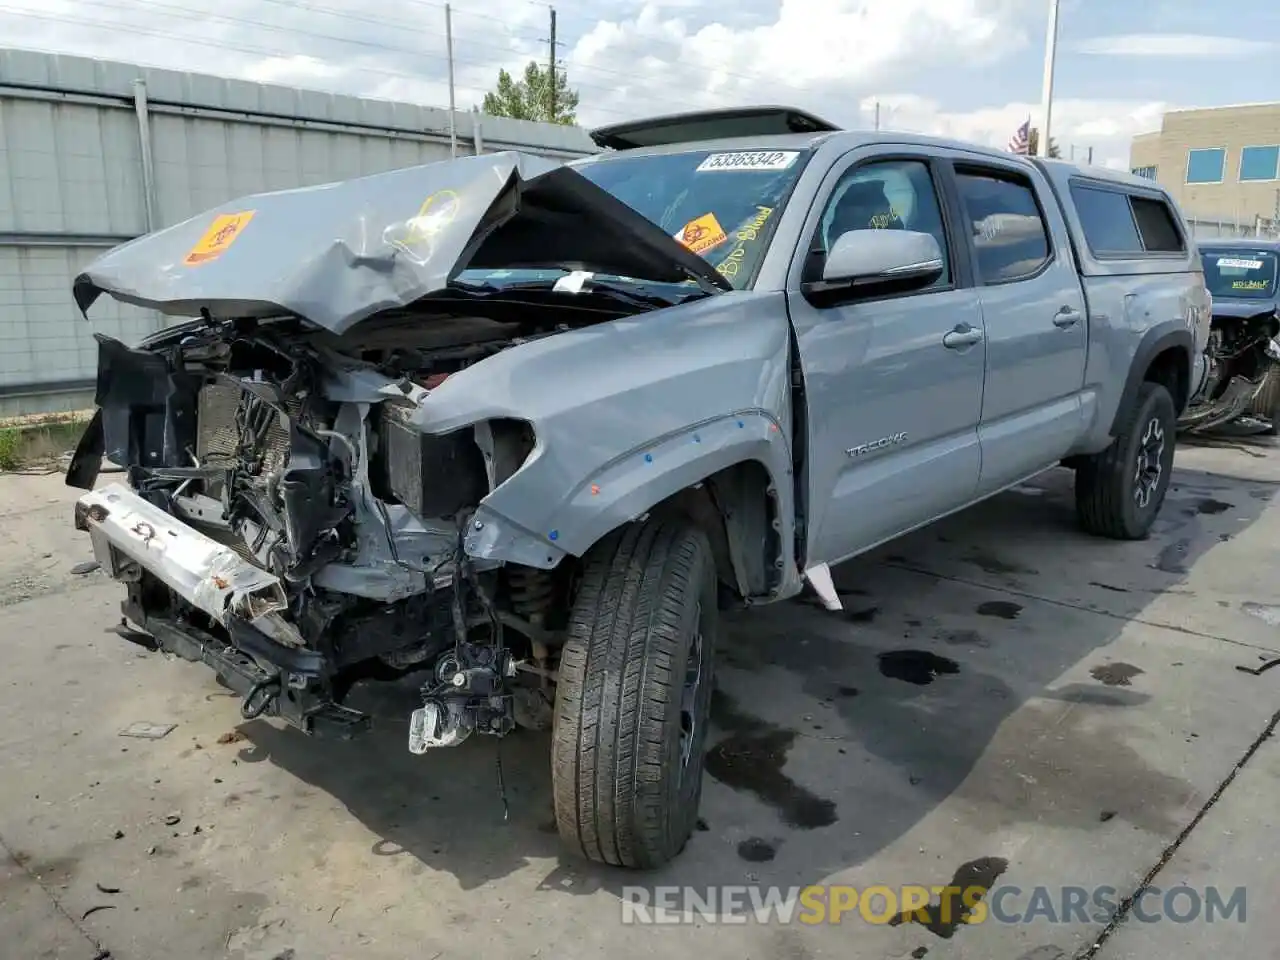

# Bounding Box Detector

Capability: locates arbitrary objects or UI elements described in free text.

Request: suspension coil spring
[508,566,556,622]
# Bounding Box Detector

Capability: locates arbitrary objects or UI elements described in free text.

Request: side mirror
[803,229,944,304]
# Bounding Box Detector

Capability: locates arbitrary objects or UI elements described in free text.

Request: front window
[1201,248,1279,300]
[569,147,810,288]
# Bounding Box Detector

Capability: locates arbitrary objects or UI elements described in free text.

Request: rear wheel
[1075,381,1177,540]
[551,516,717,869]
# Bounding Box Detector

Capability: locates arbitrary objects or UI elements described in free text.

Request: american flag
[1008,118,1030,155]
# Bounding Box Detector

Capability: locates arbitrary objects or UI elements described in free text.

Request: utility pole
[874,101,880,131]
[1037,0,1061,158]
[445,3,457,157]
[548,6,557,122]
[1087,145,1093,165]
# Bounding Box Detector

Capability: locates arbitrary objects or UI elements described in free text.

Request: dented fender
[406,292,798,578]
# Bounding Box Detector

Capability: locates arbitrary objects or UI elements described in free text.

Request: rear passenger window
[1070,184,1143,254]
[955,170,1052,284]
[1069,181,1187,256]
[1131,196,1184,252]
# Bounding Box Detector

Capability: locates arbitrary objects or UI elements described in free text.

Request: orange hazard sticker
[184,211,256,266]
[674,213,728,256]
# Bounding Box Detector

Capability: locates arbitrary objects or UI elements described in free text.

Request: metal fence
[1186,215,1280,241]
[0,48,599,417]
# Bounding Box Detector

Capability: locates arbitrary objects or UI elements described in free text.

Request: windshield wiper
[450,275,709,309]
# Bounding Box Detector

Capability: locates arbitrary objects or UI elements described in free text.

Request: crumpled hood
[73,150,729,335]
[1210,297,1279,321]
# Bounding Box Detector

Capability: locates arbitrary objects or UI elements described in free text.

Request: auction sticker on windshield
[696,151,799,172]
[1216,257,1265,270]
[674,213,728,255]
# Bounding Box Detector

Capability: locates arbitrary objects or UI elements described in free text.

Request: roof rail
[588,106,841,150]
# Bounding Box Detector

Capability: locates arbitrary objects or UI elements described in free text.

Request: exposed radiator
[195,381,242,464]
[192,380,303,566]
[195,381,294,475]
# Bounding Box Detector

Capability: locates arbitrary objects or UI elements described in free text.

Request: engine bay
[68,302,601,748]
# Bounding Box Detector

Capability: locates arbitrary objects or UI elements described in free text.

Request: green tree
[481,60,579,125]
[1027,127,1062,159]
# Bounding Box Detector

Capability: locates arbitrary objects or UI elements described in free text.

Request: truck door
[949,160,1089,494]
[785,150,985,568]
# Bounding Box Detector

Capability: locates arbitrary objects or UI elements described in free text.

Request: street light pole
[1037,0,1061,158]
[445,3,457,158]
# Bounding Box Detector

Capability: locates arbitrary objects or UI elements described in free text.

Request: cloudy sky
[2,0,1278,169]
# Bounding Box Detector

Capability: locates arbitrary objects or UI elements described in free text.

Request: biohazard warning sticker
[183,211,255,266]
[674,213,728,255]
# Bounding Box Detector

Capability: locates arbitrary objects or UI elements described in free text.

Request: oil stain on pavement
[736,837,778,862]
[976,600,1022,620]
[889,856,1010,938]
[705,690,838,830]
[1089,662,1145,687]
[877,650,961,686]
[1195,498,1233,515]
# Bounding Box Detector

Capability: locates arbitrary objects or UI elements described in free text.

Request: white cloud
[242,54,340,84]
[0,0,1167,168]
[860,94,1170,167]
[1075,33,1279,57]
[567,0,1026,123]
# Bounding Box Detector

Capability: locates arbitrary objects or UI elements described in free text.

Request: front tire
[1075,381,1177,540]
[551,517,717,869]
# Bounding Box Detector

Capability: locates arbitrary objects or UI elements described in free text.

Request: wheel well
[653,460,782,600]
[1144,345,1190,415]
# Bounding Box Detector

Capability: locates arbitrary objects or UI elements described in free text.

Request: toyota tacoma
[65,106,1208,869]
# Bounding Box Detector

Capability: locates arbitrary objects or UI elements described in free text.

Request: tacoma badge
[846,432,907,458]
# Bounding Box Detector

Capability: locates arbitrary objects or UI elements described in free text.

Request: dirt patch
[0,413,91,472]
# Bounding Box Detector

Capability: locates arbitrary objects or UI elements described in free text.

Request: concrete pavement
[1,440,1278,959]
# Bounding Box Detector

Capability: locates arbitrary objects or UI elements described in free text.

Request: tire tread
[552,516,714,869]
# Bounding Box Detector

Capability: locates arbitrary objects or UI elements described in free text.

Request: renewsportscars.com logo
[620,884,1248,926]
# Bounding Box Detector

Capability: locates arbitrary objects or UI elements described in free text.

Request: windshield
[453,147,808,294]
[1201,248,1279,300]
[572,148,807,289]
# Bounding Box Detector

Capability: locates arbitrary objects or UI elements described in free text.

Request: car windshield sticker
[183,211,255,266]
[1232,280,1269,290]
[674,213,729,255]
[715,206,774,280]
[696,151,799,173]
[1216,257,1264,270]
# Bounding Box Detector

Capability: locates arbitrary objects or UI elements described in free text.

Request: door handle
[1053,306,1082,328]
[942,324,983,349]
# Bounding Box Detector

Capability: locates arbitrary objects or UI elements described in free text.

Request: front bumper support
[138,615,369,738]
[75,483,304,647]
[79,482,370,739]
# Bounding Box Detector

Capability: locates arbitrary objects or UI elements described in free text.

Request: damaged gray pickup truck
[66,107,1208,869]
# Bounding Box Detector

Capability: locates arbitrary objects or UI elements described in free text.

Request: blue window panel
[1240,146,1279,181]
[1186,148,1225,184]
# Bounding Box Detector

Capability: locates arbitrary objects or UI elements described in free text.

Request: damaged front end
[69,320,554,743]
[65,150,728,747]
[1177,305,1280,436]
